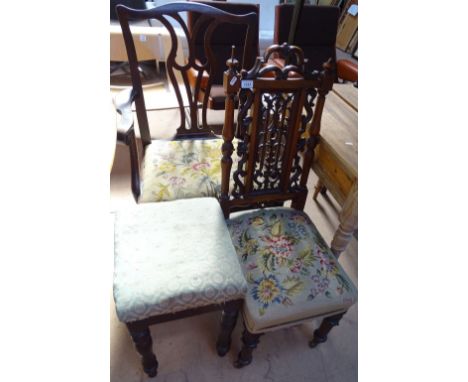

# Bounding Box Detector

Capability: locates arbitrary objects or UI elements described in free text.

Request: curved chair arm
[114,88,135,143]
[113,88,141,202]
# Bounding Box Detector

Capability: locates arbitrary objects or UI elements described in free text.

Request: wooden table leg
[331,181,358,258]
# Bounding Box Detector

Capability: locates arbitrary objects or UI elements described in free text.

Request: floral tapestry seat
[139,138,237,203]
[227,208,358,333]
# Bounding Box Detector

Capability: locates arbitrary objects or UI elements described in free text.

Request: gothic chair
[113,197,247,378]
[115,2,257,202]
[219,43,358,367]
[187,0,259,110]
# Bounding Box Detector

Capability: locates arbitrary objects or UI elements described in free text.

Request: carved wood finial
[320,57,335,93]
[226,45,239,72]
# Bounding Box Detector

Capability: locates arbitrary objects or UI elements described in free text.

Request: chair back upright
[116,1,257,143]
[221,43,334,218]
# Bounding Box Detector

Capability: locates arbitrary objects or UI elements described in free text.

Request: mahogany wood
[234,326,263,368]
[308,312,345,348]
[221,44,342,368]
[127,325,159,377]
[221,43,335,218]
[216,300,241,357]
[116,1,257,139]
[115,2,257,201]
[125,299,242,377]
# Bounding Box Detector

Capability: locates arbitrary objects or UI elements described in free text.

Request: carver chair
[113,197,247,378]
[219,43,358,367]
[115,2,257,202]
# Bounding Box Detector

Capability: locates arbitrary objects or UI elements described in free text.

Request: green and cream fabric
[139,138,236,203]
[227,208,357,333]
[113,198,248,323]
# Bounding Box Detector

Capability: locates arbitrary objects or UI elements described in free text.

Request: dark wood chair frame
[125,299,242,377]
[113,4,257,376]
[115,2,257,201]
[220,43,347,367]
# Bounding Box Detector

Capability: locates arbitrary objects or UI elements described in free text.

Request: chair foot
[308,312,345,349]
[216,301,240,357]
[127,324,159,378]
[234,326,262,368]
[234,356,253,368]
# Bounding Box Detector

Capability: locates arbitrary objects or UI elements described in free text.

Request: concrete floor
[110,79,358,382]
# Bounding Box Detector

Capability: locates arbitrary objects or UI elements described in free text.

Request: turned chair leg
[234,325,263,368]
[216,301,240,356]
[309,312,345,348]
[127,323,159,378]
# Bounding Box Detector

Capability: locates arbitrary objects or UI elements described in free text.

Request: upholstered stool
[227,207,357,366]
[113,197,247,376]
[337,59,358,85]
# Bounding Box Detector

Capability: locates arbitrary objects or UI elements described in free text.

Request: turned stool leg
[309,312,345,348]
[127,323,159,378]
[234,326,263,368]
[216,301,240,356]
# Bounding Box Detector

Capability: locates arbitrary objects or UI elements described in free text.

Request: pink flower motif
[168,176,186,186]
[290,259,303,273]
[263,235,294,258]
[192,162,210,171]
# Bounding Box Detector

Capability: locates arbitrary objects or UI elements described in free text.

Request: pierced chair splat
[220,43,358,367]
[114,2,257,202]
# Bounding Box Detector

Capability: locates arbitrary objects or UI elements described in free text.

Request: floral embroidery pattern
[228,208,355,317]
[139,139,238,203]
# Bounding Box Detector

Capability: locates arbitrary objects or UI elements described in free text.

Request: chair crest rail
[116,2,257,143]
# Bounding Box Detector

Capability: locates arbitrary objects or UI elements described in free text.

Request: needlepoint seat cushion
[139,138,235,203]
[227,208,357,333]
[113,197,248,323]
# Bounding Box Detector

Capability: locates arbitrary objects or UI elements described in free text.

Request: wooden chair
[115,2,257,202]
[273,4,340,75]
[187,0,259,111]
[220,43,358,367]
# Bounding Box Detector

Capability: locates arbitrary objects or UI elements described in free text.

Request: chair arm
[114,88,135,144]
[113,88,142,202]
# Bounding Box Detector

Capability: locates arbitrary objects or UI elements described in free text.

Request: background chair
[337,58,358,87]
[187,0,260,111]
[273,4,340,75]
[220,43,358,367]
[115,2,257,202]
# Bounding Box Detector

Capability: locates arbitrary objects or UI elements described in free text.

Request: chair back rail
[116,2,257,144]
[221,43,334,218]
